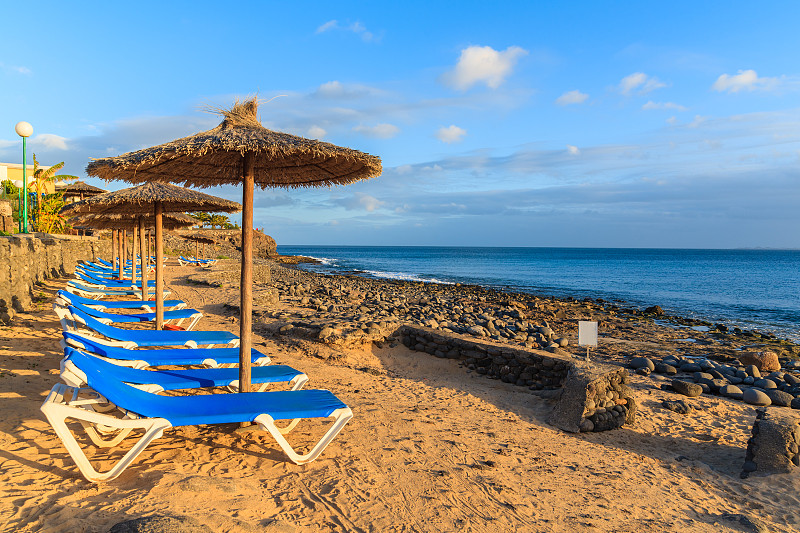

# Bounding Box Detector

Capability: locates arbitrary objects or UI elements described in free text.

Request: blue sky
[1,1,799,248]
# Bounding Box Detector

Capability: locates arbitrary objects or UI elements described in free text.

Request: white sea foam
[362,269,455,285]
[305,256,339,266]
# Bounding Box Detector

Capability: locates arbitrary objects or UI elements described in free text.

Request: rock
[791,397,800,410]
[110,515,214,533]
[742,389,772,406]
[693,372,714,382]
[630,357,655,371]
[744,365,761,378]
[635,367,651,376]
[467,325,486,337]
[654,363,677,375]
[753,379,777,390]
[679,363,702,373]
[644,305,664,316]
[739,351,781,373]
[662,399,693,414]
[671,380,703,398]
[765,389,794,407]
[579,418,594,432]
[743,376,755,385]
[720,385,743,399]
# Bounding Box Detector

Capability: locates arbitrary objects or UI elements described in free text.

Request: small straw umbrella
[181,233,217,260]
[61,182,240,328]
[58,180,107,203]
[86,97,382,394]
[70,212,198,293]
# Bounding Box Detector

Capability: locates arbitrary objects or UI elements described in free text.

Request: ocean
[276,246,800,342]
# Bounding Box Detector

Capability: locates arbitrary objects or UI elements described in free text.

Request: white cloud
[666,116,678,125]
[642,101,688,111]
[567,145,580,155]
[712,69,779,93]
[314,80,381,99]
[436,125,467,144]
[441,45,528,90]
[619,72,666,95]
[353,123,399,139]
[556,90,589,106]
[33,133,68,150]
[688,115,708,128]
[0,62,32,75]
[315,19,377,42]
[316,20,339,33]
[307,125,326,139]
[334,192,385,212]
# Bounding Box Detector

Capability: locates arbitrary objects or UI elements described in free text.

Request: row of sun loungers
[41,257,353,482]
[178,255,218,267]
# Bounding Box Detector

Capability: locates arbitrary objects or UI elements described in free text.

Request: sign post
[578,321,598,361]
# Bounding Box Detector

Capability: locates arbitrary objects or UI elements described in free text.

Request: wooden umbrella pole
[131,224,138,288]
[138,216,147,298]
[123,230,129,280]
[203,242,206,260]
[195,239,199,260]
[110,229,117,272]
[118,229,123,280]
[239,153,254,394]
[155,202,164,330]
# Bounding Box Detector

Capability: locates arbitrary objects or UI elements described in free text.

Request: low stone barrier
[398,325,636,433]
[742,409,800,477]
[0,233,108,323]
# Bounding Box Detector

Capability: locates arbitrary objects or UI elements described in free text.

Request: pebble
[671,380,703,398]
[765,390,794,407]
[742,388,771,406]
[791,398,800,410]
[719,385,743,399]
[654,363,677,375]
[630,357,655,371]
[753,378,777,390]
[662,399,693,415]
[745,365,761,378]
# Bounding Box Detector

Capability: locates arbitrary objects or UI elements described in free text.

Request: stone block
[742,409,800,477]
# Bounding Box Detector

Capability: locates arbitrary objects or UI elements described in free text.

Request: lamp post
[14,121,33,233]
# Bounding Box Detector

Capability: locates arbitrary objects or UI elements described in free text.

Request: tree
[191,212,211,228]
[28,154,79,233]
[210,214,229,228]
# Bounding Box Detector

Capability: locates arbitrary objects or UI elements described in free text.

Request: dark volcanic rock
[110,515,214,533]
[671,380,703,398]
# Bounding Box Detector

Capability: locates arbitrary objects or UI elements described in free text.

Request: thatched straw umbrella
[61,182,241,328]
[181,233,217,259]
[70,212,198,292]
[58,180,107,203]
[86,97,382,394]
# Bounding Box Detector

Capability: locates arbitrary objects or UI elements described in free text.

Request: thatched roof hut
[58,181,107,203]
[181,232,217,245]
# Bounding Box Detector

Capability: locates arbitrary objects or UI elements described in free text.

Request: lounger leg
[41,386,172,482]
[253,407,353,465]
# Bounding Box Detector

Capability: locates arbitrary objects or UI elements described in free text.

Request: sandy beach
[1,259,799,532]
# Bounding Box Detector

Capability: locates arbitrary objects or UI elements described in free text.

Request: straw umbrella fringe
[86,98,381,395]
[62,183,240,328]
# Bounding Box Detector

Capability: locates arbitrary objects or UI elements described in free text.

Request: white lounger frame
[41,383,353,482]
[53,299,201,331]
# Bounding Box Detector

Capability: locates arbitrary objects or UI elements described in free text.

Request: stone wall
[398,325,636,433]
[0,200,14,233]
[742,408,800,477]
[0,234,109,323]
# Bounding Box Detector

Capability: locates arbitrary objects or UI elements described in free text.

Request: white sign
[578,321,598,347]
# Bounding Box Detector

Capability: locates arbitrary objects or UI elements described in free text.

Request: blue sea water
[276,246,800,342]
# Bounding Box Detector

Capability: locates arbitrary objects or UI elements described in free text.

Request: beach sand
[1,263,798,532]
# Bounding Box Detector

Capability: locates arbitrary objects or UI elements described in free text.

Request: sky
[1,1,799,248]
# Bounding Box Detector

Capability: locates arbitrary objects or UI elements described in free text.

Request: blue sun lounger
[41,349,353,481]
[56,300,203,331]
[60,346,308,392]
[55,290,186,312]
[76,271,157,288]
[62,305,238,349]
[61,331,270,369]
[66,281,154,299]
